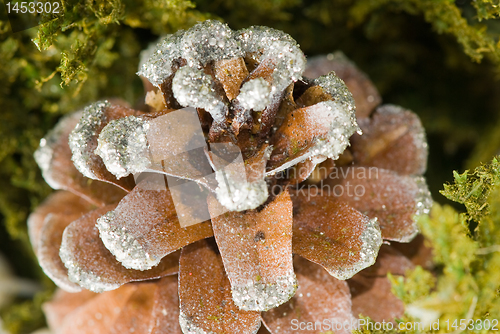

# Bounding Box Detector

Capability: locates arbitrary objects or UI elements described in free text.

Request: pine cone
[31,21,432,334]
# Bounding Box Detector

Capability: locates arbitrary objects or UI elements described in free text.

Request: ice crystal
[268,101,359,175]
[59,223,121,293]
[314,72,358,130]
[137,30,185,86]
[68,101,110,179]
[179,20,242,68]
[139,21,305,102]
[236,26,305,94]
[96,211,160,271]
[178,312,214,334]
[231,271,298,311]
[331,218,382,280]
[309,101,359,159]
[236,78,271,111]
[138,21,242,87]
[214,171,269,211]
[34,111,83,189]
[172,66,226,124]
[95,116,151,178]
[413,175,433,218]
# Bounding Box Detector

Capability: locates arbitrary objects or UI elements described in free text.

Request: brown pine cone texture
[30,21,432,334]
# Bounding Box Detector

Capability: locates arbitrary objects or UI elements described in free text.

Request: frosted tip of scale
[68,101,110,179]
[95,116,151,179]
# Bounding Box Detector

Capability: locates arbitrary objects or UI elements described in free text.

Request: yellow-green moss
[385,158,500,334]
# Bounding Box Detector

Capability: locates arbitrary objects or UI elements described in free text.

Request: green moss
[441,156,500,225]
[387,158,500,333]
[33,0,211,92]
[1,289,55,334]
[472,0,500,21]
[350,0,500,65]
[389,266,435,305]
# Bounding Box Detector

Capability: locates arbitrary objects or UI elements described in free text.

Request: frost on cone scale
[31,21,432,334]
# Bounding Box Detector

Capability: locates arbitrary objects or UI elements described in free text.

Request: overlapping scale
[262,256,355,334]
[44,277,183,334]
[97,180,213,271]
[208,191,297,311]
[43,289,97,330]
[331,167,432,242]
[179,239,261,334]
[33,111,127,206]
[351,105,428,176]
[269,101,359,174]
[107,282,157,334]
[68,100,139,191]
[303,52,381,119]
[148,276,182,334]
[60,206,179,292]
[214,57,249,101]
[291,192,382,280]
[55,284,138,334]
[348,245,414,322]
[28,191,94,292]
[28,191,93,256]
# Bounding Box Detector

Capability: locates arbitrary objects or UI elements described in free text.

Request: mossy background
[1,0,500,333]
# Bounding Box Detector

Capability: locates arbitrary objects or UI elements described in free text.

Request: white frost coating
[59,226,121,293]
[95,116,151,179]
[179,312,216,334]
[34,111,83,190]
[96,211,160,271]
[310,102,358,160]
[68,101,110,179]
[236,78,271,111]
[137,30,185,86]
[139,22,305,112]
[237,26,298,49]
[328,218,382,280]
[138,20,242,87]
[231,271,298,311]
[172,66,227,124]
[236,26,306,93]
[413,176,433,217]
[179,20,242,68]
[215,171,268,212]
[266,101,359,176]
[314,72,358,130]
[138,37,164,71]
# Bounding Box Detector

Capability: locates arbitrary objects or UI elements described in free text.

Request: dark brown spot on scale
[254,230,265,242]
